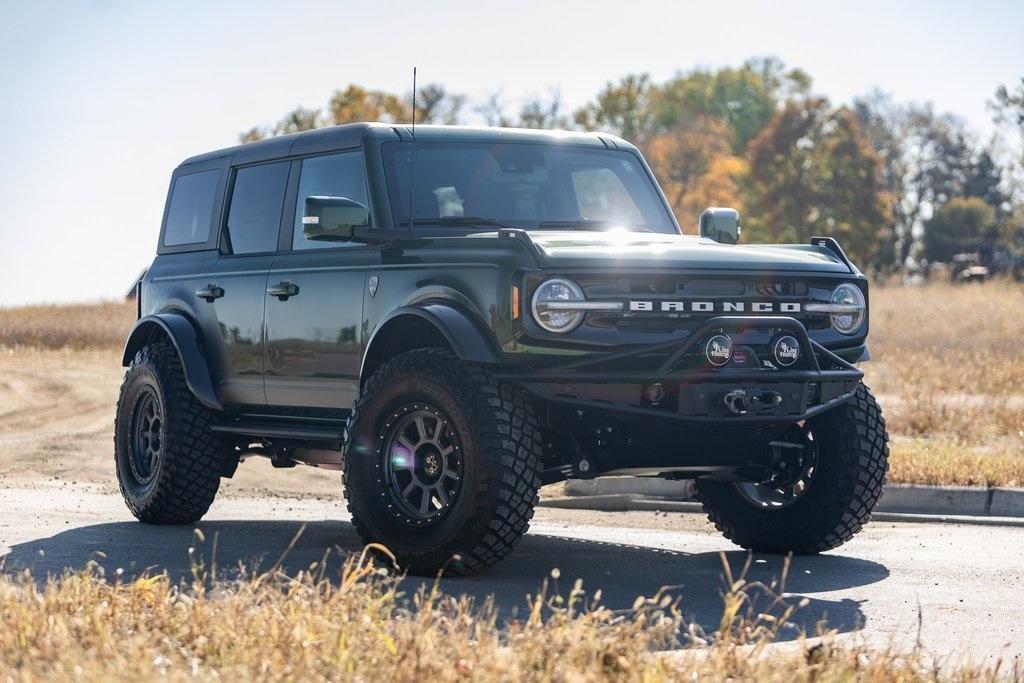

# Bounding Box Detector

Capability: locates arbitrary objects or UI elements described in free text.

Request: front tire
[114,341,229,524]
[696,383,889,554]
[344,349,542,576]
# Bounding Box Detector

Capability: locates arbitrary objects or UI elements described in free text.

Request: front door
[200,160,291,408]
[264,151,379,410]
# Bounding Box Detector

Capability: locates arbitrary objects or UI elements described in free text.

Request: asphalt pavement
[2,482,1021,662]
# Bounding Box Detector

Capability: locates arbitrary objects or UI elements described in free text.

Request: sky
[1,0,1021,306]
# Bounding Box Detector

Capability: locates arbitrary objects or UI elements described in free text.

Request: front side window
[163,169,219,246]
[292,152,368,250]
[225,162,290,255]
[381,142,675,233]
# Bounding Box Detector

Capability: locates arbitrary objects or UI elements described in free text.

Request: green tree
[745,98,891,264]
[643,114,746,228]
[273,106,321,134]
[964,150,1008,217]
[239,126,265,143]
[921,197,997,262]
[653,58,810,153]
[989,79,1024,210]
[852,91,907,270]
[328,84,409,124]
[474,91,514,127]
[990,78,1024,138]
[518,89,570,129]
[413,83,466,124]
[853,96,983,268]
[573,74,655,142]
[238,106,321,143]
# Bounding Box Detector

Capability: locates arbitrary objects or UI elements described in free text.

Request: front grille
[521,271,859,349]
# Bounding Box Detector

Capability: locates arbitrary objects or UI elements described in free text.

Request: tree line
[241,60,1024,273]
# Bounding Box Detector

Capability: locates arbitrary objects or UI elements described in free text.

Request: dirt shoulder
[0,349,344,499]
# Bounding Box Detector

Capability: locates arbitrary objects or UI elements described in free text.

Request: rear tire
[696,383,889,554]
[343,349,542,576]
[114,341,229,524]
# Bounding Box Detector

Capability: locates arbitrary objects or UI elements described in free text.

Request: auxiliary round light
[644,382,666,404]
[704,334,733,367]
[531,278,586,333]
[830,283,866,335]
[771,334,801,367]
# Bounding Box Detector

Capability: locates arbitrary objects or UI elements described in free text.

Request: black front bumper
[498,316,863,425]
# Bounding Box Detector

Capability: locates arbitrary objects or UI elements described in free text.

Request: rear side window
[292,152,368,250]
[163,169,219,246]
[225,162,290,255]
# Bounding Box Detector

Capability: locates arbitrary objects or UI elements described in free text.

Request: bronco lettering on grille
[627,301,802,313]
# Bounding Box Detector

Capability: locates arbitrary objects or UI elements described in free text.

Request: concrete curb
[562,477,1024,518]
[540,494,1024,528]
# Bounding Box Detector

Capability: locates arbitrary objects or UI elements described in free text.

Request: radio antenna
[408,66,417,233]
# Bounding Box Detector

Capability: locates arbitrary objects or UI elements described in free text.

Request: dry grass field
[866,281,1024,487]
[1,281,1022,488]
[1,551,1015,681]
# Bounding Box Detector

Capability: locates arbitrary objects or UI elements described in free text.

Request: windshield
[381,141,677,234]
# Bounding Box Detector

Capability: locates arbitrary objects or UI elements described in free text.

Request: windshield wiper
[419,216,525,230]
[534,219,654,233]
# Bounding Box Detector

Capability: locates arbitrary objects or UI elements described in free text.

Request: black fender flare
[361,302,502,381]
[122,313,223,411]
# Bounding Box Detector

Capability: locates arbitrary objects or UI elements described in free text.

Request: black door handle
[195,283,224,302]
[267,280,299,301]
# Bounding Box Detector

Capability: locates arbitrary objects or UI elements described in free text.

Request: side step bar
[211,420,345,449]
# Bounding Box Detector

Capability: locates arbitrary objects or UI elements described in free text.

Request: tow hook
[723,388,783,415]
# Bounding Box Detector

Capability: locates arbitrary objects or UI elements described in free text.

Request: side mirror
[302,196,370,242]
[699,207,741,245]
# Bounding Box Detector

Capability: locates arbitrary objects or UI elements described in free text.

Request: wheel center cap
[423,451,441,478]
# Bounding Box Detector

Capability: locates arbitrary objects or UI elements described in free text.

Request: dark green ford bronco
[116,123,888,575]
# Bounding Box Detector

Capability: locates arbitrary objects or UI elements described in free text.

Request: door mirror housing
[302,196,370,242]
[699,207,741,245]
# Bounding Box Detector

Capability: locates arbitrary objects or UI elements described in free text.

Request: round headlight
[531,278,585,333]
[830,283,866,335]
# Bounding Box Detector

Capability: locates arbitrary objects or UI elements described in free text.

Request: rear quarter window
[224,162,290,255]
[163,169,219,247]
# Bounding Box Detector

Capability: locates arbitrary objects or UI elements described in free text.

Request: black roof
[179,123,631,169]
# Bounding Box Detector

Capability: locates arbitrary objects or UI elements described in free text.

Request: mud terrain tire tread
[114,340,226,524]
[696,383,889,554]
[343,349,542,576]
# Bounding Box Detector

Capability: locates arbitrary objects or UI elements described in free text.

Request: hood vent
[580,276,807,299]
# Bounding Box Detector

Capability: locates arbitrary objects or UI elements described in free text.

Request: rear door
[264,149,379,409]
[152,162,224,340]
[199,160,291,408]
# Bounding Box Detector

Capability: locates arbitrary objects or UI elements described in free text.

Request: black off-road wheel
[114,340,230,524]
[343,349,542,576]
[696,383,889,554]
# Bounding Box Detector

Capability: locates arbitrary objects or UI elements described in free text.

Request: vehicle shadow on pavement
[2,519,885,640]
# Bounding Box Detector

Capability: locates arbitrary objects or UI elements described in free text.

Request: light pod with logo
[770,334,801,367]
[704,334,733,367]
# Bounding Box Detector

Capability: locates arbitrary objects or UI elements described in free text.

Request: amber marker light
[512,285,520,320]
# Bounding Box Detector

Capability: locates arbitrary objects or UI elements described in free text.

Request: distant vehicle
[950,253,990,283]
[116,123,888,575]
